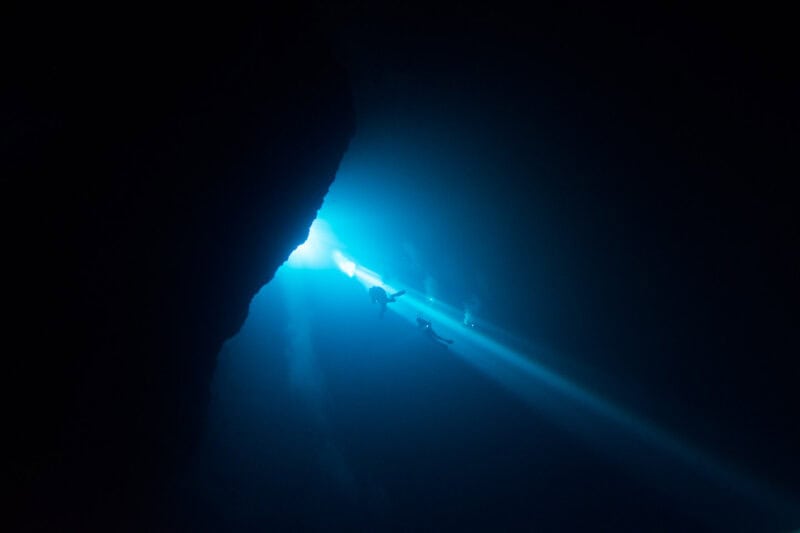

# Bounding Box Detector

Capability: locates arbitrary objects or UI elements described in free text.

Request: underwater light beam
[325,247,797,521]
[332,250,356,277]
[287,218,338,269]
[286,217,795,521]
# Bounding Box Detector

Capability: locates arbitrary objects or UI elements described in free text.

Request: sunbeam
[321,238,796,522]
[277,215,796,524]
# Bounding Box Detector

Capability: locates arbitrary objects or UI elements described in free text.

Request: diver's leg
[433,332,453,344]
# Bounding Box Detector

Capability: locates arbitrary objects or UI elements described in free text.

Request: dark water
[173,257,793,531]
[168,136,797,530]
[168,7,799,529]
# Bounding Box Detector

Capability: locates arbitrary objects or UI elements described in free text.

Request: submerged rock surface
[3,7,354,529]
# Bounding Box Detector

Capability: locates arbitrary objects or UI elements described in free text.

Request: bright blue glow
[332,250,356,277]
[336,233,792,513]
[276,213,795,520]
[287,218,338,269]
[353,264,394,292]
[331,249,400,293]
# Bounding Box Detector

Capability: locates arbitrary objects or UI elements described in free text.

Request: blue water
[172,130,797,532]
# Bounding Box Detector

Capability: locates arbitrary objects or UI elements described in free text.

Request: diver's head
[369,286,381,303]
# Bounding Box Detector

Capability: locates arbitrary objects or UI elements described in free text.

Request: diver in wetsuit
[369,286,406,318]
[417,316,454,346]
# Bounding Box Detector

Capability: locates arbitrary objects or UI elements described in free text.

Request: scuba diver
[369,286,406,318]
[417,316,454,346]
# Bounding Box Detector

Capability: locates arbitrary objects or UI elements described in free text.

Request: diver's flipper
[391,290,406,298]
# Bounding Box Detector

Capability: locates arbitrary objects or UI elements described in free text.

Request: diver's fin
[391,290,406,298]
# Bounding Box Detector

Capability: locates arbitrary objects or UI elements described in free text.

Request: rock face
[3,7,354,529]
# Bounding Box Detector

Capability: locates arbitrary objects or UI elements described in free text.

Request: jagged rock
[3,6,354,529]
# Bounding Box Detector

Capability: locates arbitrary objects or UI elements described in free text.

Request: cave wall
[3,7,355,529]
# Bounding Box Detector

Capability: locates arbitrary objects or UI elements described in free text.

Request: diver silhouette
[369,286,406,318]
[417,316,454,346]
